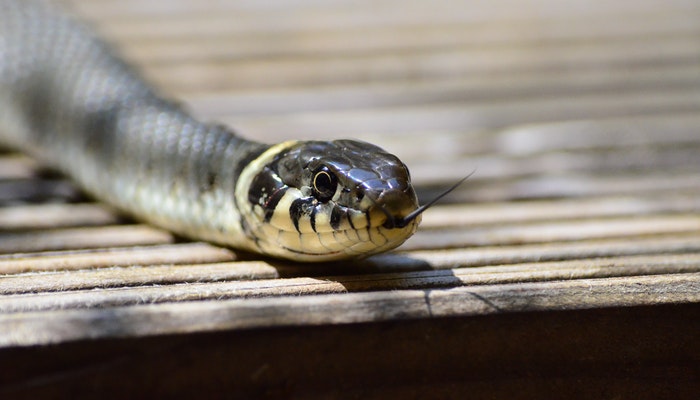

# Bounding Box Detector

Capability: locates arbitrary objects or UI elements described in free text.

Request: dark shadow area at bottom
[1,303,698,400]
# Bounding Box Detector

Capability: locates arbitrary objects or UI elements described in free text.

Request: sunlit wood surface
[1,0,699,397]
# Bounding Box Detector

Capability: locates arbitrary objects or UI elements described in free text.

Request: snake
[0,0,446,262]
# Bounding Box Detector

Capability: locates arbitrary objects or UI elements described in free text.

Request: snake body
[0,0,420,261]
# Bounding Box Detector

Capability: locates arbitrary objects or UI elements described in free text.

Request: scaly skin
[0,0,420,261]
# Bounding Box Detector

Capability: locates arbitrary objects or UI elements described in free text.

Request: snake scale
[0,0,431,261]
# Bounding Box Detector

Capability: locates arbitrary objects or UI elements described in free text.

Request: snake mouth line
[273,224,409,258]
[281,246,343,257]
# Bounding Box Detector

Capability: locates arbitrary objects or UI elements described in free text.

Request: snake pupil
[312,166,338,202]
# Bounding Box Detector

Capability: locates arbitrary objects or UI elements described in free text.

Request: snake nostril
[375,189,418,222]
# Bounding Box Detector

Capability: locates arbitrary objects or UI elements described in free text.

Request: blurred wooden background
[1,0,699,398]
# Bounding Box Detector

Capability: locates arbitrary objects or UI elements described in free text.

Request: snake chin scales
[236,140,421,261]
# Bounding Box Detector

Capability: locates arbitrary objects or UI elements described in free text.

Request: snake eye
[312,166,338,202]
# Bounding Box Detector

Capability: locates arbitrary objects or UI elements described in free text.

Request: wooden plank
[1,255,698,313]
[1,303,697,399]
[1,272,698,346]
[222,89,700,141]
[2,232,700,279]
[183,70,700,118]
[138,40,700,92]
[420,193,700,228]
[93,10,700,82]
[0,261,281,295]
[70,0,700,33]
[93,4,699,90]
[407,214,700,249]
[0,225,174,253]
[0,203,119,230]
[397,234,700,271]
[0,243,236,275]
[420,172,700,201]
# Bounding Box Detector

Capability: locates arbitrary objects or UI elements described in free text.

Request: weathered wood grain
[420,193,700,228]
[0,225,174,253]
[0,203,120,230]
[0,243,236,274]
[1,0,699,396]
[0,254,698,313]
[1,272,698,346]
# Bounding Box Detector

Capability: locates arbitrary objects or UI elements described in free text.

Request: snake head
[237,139,420,261]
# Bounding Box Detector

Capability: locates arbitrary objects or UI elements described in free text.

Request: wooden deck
[1,0,699,398]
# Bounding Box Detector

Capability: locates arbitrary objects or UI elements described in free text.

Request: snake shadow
[232,248,432,278]
[235,250,466,308]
